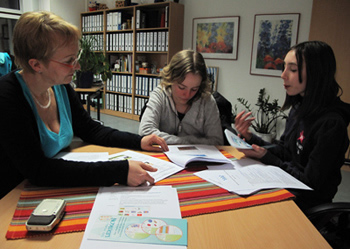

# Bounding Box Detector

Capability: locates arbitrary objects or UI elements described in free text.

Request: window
[0,0,22,14]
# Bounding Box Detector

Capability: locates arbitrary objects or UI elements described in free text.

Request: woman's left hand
[141,134,169,152]
[238,144,267,159]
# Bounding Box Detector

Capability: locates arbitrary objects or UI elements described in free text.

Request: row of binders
[136,31,168,52]
[104,93,148,116]
[135,76,160,96]
[83,34,104,51]
[82,14,104,32]
[106,75,132,94]
[105,93,132,114]
[106,33,133,51]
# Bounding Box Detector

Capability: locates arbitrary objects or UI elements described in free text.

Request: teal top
[15,71,73,158]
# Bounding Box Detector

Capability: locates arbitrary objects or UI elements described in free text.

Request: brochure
[195,165,312,195]
[88,216,187,246]
[164,144,231,168]
[224,129,252,149]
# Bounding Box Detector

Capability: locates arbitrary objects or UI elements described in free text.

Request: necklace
[31,89,51,109]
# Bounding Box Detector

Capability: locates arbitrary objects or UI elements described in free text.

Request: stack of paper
[195,165,312,195]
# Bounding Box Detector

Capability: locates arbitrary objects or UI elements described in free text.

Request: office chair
[305,202,350,249]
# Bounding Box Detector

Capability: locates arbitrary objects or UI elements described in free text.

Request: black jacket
[249,98,350,211]
[0,71,143,198]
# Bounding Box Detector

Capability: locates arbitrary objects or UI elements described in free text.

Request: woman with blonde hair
[139,50,223,145]
[0,11,168,198]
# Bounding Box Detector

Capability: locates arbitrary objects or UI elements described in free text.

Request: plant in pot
[76,35,112,88]
[237,88,287,142]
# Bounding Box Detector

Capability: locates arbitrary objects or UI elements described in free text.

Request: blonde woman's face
[171,73,202,105]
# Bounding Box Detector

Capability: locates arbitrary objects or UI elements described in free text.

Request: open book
[164,145,231,168]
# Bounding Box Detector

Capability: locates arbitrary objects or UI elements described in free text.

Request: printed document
[195,165,312,195]
[164,144,231,168]
[108,150,183,182]
[80,185,186,249]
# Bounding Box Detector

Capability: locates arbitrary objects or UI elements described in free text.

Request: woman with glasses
[234,41,350,212]
[0,11,168,199]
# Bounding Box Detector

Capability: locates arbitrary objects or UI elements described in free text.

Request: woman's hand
[141,134,169,152]
[235,110,255,141]
[127,160,158,186]
[238,144,267,159]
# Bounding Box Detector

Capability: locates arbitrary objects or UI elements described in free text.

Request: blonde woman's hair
[160,50,212,103]
[13,11,81,73]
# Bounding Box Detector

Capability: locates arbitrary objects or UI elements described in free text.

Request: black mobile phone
[25,199,66,232]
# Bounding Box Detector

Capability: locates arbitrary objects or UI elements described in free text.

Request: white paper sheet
[164,144,231,168]
[108,150,183,183]
[54,152,109,162]
[195,165,312,195]
[79,185,186,249]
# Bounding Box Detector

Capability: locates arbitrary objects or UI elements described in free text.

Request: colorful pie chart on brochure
[224,129,252,149]
[156,225,183,242]
[141,218,167,235]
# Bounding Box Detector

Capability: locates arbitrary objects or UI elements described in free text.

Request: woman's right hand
[235,110,255,141]
[127,160,158,186]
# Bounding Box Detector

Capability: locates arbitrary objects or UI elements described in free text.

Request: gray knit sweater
[139,85,223,145]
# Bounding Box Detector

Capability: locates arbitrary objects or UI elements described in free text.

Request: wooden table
[74,86,103,120]
[0,145,331,249]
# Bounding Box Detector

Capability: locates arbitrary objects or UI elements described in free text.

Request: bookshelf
[80,2,184,121]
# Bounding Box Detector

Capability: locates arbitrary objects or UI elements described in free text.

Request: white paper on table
[195,164,312,195]
[108,150,183,183]
[231,157,266,169]
[79,185,186,249]
[164,144,231,168]
[54,152,109,162]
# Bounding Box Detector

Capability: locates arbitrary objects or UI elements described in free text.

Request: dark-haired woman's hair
[282,41,343,120]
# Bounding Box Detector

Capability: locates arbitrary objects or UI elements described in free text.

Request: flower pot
[76,71,93,88]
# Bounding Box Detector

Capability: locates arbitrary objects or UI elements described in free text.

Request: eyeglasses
[49,49,83,68]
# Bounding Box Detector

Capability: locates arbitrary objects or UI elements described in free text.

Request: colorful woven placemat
[155,150,294,217]
[6,150,294,240]
[6,185,98,240]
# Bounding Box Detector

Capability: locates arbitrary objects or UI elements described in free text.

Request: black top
[0,71,143,198]
[249,99,350,211]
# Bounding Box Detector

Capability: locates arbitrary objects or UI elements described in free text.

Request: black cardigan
[0,71,143,198]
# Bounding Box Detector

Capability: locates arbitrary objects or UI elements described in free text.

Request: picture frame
[207,66,219,91]
[192,16,240,60]
[250,13,300,77]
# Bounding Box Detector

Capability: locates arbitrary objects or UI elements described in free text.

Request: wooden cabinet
[80,2,184,120]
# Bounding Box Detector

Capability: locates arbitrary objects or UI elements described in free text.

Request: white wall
[49,0,85,27]
[180,0,313,114]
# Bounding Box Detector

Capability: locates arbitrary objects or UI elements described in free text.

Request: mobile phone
[25,199,66,232]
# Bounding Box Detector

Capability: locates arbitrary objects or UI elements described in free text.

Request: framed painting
[206,66,219,91]
[250,13,300,77]
[192,16,240,60]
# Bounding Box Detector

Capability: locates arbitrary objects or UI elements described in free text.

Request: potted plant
[76,35,112,88]
[237,88,287,141]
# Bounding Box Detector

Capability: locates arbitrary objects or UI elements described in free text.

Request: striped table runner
[6,150,294,239]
